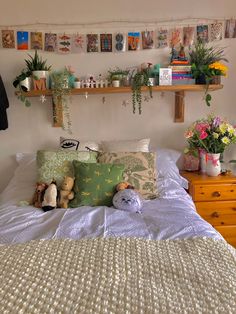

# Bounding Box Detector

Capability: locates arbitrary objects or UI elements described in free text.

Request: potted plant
[13,69,32,107]
[189,40,228,106]
[107,67,129,87]
[25,50,52,89]
[131,63,153,114]
[50,68,72,133]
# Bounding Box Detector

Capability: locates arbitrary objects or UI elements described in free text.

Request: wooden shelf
[16,84,223,126]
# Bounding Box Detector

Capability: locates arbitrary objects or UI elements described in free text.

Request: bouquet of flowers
[185,115,236,154]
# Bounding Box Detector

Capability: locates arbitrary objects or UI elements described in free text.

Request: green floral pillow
[37,150,97,187]
[98,152,158,199]
[70,161,125,207]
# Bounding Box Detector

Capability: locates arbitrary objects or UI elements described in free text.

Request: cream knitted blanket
[0,237,235,314]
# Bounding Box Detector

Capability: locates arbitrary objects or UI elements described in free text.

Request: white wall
[0,0,236,192]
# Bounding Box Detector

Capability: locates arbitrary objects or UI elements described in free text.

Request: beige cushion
[98,152,158,200]
[100,138,150,152]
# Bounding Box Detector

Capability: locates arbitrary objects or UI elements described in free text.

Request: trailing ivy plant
[131,68,152,114]
[50,69,72,134]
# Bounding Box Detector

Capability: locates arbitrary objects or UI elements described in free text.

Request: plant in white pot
[25,50,52,90]
[13,69,32,107]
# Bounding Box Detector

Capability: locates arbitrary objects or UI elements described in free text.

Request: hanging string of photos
[1,19,236,53]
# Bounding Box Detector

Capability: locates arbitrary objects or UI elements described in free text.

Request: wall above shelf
[16,84,223,126]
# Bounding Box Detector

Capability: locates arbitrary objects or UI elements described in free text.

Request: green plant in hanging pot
[107,67,130,87]
[13,69,32,107]
[131,63,153,114]
[50,68,72,134]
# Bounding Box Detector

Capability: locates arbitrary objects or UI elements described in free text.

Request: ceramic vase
[206,153,221,176]
[112,80,120,87]
[20,77,31,91]
[32,70,50,89]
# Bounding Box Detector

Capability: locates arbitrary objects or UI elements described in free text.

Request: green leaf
[205,93,212,106]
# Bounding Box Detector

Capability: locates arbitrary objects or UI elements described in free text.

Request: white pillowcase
[155,149,188,189]
[100,138,150,152]
[60,137,99,151]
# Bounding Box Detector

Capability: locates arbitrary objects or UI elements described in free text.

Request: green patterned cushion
[37,150,97,187]
[70,161,125,207]
[98,152,158,199]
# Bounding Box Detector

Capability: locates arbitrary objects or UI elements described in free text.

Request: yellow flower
[213,132,219,139]
[209,62,228,76]
[228,125,235,135]
[221,137,230,145]
[219,123,228,134]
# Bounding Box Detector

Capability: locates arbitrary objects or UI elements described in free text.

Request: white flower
[221,137,230,145]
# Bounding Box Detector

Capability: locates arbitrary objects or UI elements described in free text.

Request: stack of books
[169,61,195,85]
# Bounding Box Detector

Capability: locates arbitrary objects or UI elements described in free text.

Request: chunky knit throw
[0,237,235,313]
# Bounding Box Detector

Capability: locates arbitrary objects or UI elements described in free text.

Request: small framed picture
[159,68,172,85]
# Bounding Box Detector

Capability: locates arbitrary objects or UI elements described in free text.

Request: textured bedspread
[0,237,236,314]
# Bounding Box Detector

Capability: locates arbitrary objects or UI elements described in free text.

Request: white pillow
[155,149,188,189]
[0,153,36,205]
[60,137,99,151]
[100,138,150,152]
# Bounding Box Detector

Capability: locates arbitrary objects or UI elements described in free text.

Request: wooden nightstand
[180,171,236,248]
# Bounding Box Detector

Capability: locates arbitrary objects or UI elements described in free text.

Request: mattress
[0,178,222,244]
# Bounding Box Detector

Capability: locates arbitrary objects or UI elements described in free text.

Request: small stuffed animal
[113,189,143,213]
[42,181,58,212]
[58,176,75,209]
[116,181,135,192]
[31,182,48,208]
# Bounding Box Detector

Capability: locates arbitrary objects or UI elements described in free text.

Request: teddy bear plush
[31,182,48,208]
[42,181,58,212]
[116,181,135,191]
[58,176,75,209]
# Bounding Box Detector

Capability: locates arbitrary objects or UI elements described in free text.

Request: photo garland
[1,20,235,54]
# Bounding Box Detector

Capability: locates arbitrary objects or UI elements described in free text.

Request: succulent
[25,50,52,71]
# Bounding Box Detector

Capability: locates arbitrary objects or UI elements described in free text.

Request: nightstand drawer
[193,183,236,201]
[196,201,236,226]
[215,225,236,248]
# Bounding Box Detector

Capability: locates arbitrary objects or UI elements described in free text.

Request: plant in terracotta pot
[189,40,228,106]
[131,63,153,114]
[13,69,32,107]
[25,50,52,89]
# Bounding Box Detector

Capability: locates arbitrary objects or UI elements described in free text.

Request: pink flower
[184,130,194,138]
[195,123,210,132]
[200,131,208,140]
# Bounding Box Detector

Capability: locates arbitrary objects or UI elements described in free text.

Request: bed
[0,149,236,313]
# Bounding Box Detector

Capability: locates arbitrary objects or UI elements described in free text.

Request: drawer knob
[212,191,221,197]
[212,212,219,218]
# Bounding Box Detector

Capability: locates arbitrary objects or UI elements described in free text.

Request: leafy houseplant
[50,69,72,134]
[13,69,32,107]
[25,50,52,89]
[107,67,129,87]
[131,65,152,114]
[189,40,228,106]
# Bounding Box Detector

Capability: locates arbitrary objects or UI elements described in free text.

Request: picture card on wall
[87,34,99,52]
[114,32,126,52]
[225,19,236,38]
[30,32,43,50]
[197,25,208,43]
[100,34,112,52]
[183,27,195,47]
[141,31,154,49]
[1,30,15,48]
[156,29,168,48]
[57,34,72,54]
[72,34,86,53]
[128,32,141,51]
[17,31,29,50]
[44,33,57,52]
[169,28,182,47]
[210,22,223,41]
